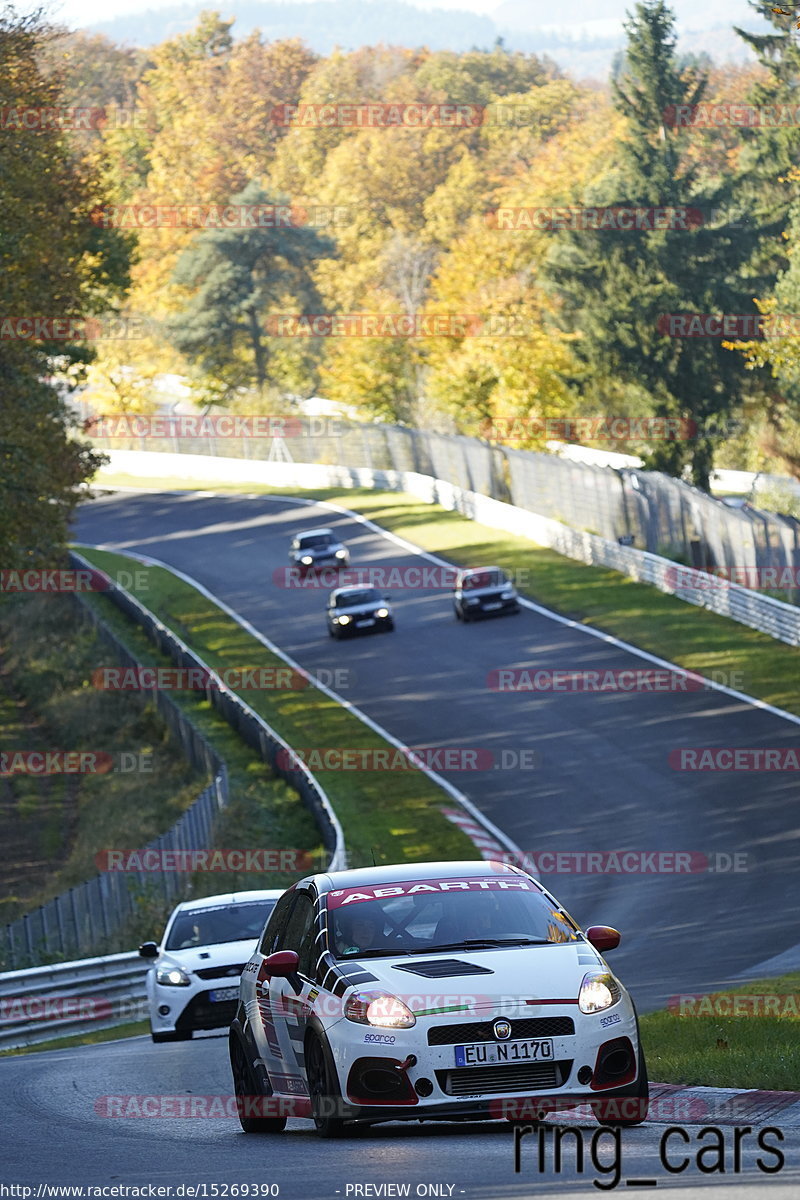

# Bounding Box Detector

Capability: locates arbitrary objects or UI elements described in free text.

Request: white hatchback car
[229,862,647,1136]
[140,891,282,1042]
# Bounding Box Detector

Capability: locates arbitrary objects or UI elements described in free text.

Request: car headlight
[301,555,313,565]
[335,549,347,559]
[337,614,351,625]
[344,990,416,1028]
[375,607,389,618]
[156,965,191,987]
[578,971,621,1013]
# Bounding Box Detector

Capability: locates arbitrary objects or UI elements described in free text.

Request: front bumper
[461,595,519,617]
[149,984,240,1033]
[324,1002,640,1121]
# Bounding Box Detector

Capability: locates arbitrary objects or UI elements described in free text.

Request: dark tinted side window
[282,894,316,977]
[258,890,295,955]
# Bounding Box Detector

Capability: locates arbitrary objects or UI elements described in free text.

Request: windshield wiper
[431,938,555,951]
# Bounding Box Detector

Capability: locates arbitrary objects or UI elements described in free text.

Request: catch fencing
[83,413,800,602]
[0,555,345,971]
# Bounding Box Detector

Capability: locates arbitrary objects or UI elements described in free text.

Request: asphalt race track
[74,489,800,1010]
[1,1035,798,1195]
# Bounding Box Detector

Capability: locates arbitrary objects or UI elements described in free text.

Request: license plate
[356,618,375,627]
[208,987,239,1003]
[483,602,502,611]
[454,1038,554,1067]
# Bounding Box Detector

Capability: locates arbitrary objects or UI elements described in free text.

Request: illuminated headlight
[375,607,389,618]
[301,555,313,565]
[335,549,347,559]
[156,966,191,987]
[336,614,351,625]
[344,990,416,1028]
[578,971,621,1014]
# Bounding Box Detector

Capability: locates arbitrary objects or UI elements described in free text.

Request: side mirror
[585,926,621,953]
[262,950,300,978]
[139,941,159,958]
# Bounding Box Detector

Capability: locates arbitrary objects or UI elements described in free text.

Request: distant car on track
[140,890,282,1042]
[290,528,350,573]
[453,566,520,621]
[326,585,394,639]
[229,860,648,1137]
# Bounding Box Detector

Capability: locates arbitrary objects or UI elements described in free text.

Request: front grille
[176,993,239,1032]
[435,1061,571,1096]
[428,1016,574,1045]
[194,964,246,980]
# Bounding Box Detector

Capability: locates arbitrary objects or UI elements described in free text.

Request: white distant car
[326,585,394,638]
[229,862,647,1136]
[139,891,282,1042]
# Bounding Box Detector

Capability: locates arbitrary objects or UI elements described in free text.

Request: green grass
[0,1019,150,1057]
[640,973,800,1091]
[0,594,203,928]
[76,547,475,871]
[92,473,800,717]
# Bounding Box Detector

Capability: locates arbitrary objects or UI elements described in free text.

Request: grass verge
[640,972,800,1091]
[0,1019,150,1056]
[76,546,475,871]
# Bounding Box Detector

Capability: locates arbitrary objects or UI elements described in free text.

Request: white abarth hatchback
[229,862,648,1136]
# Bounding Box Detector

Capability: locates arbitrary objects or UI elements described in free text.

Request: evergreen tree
[544,0,769,489]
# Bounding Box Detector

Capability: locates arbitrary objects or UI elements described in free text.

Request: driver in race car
[334,908,388,955]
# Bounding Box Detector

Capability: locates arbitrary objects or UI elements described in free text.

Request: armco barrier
[0,951,148,1051]
[96,450,800,647]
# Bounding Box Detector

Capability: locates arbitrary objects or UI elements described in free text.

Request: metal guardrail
[0,952,148,1052]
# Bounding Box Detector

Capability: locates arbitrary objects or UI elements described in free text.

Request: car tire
[151,1029,192,1043]
[230,1035,287,1134]
[591,1046,649,1127]
[305,1032,346,1138]
[454,605,462,620]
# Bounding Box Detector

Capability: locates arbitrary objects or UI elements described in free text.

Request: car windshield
[298,534,334,549]
[165,900,277,950]
[462,569,507,590]
[326,879,580,959]
[335,589,381,607]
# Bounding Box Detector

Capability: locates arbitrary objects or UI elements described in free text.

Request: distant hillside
[87,0,767,79]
